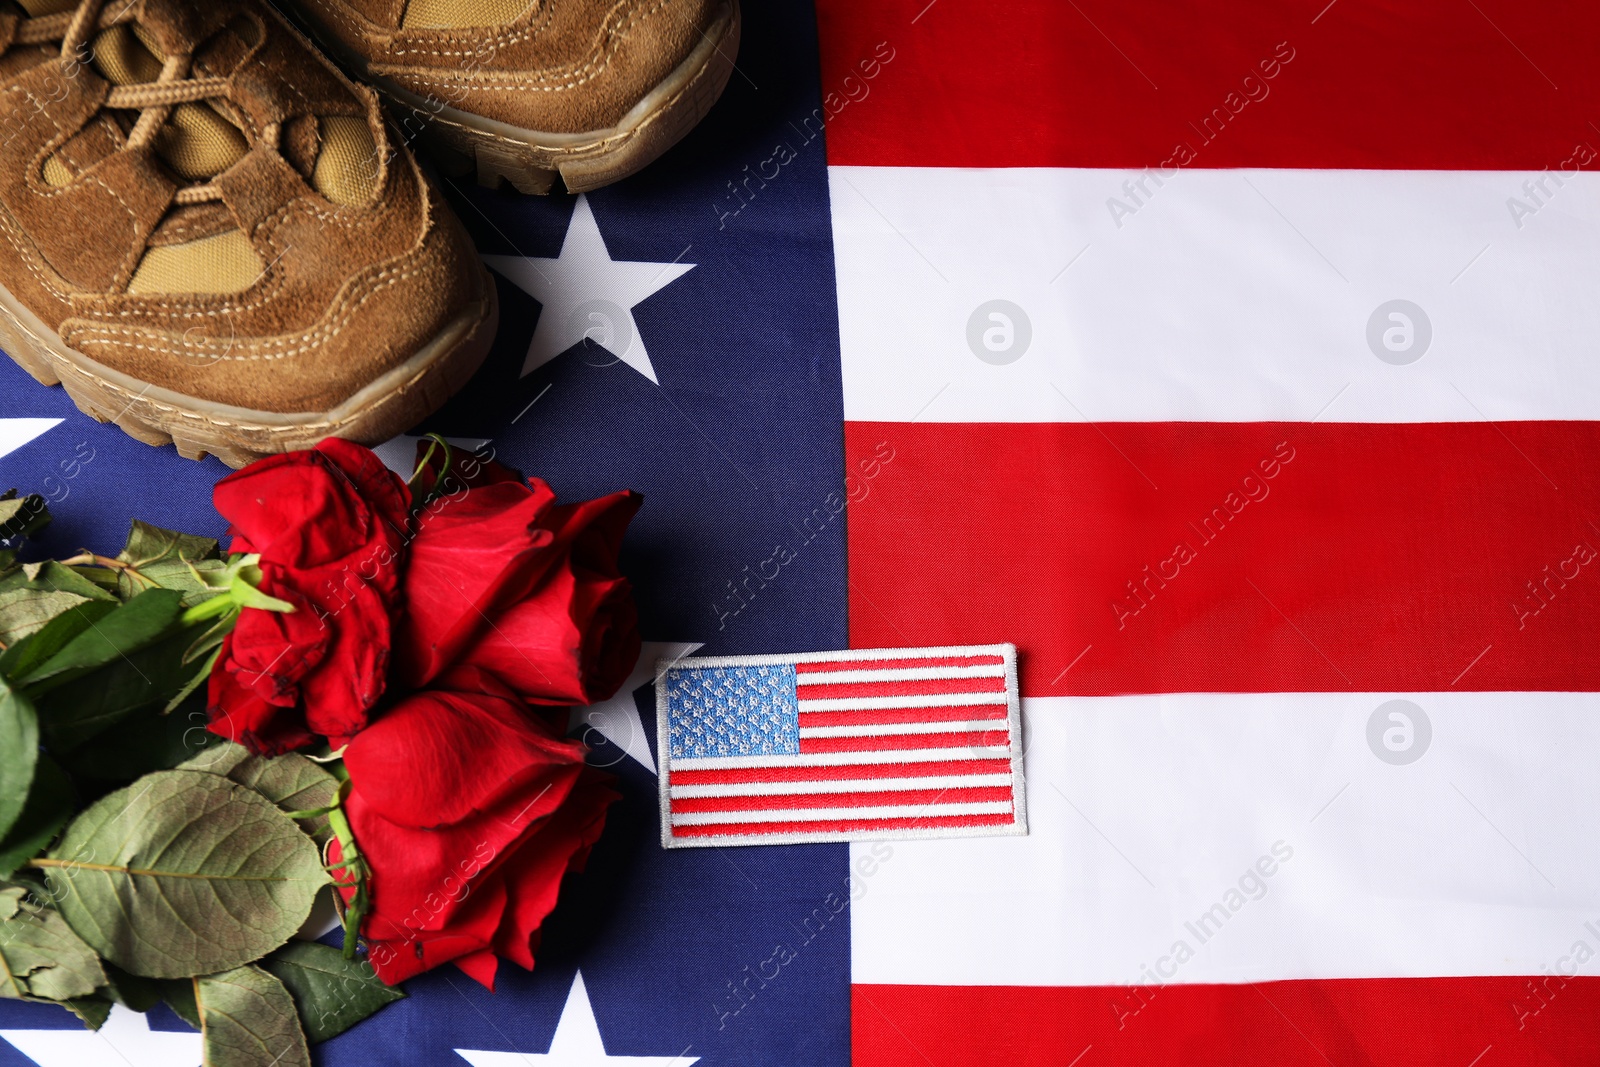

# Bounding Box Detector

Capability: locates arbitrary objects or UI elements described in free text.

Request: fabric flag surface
[658,646,1025,846]
[0,0,1597,1065]
[822,1,1600,1064]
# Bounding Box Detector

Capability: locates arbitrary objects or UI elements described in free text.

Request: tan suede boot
[0,0,497,467]
[282,0,740,193]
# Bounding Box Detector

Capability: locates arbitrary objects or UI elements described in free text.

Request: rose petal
[342,671,587,829]
[399,483,642,691]
[205,647,317,756]
[300,583,393,740]
[222,579,328,697]
[398,480,559,686]
[361,879,506,986]
[214,439,409,568]
[207,440,410,753]
[549,491,641,579]
[491,769,617,971]
[460,573,639,705]
[453,950,500,991]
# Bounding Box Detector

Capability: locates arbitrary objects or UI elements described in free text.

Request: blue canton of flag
[667,665,802,758]
[0,2,851,1065]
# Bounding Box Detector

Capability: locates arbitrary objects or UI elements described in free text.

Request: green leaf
[116,559,233,607]
[0,599,117,680]
[160,978,200,1030]
[99,962,163,1013]
[179,744,338,846]
[18,587,186,691]
[260,942,402,1044]
[196,965,311,1067]
[61,698,221,783]
[162,643,221,715]
[124,556,228,604]
[229,579,295,614]
[62,993,112,1030]
[41,770,327,979]
[177,744,249,776]
[117,521,219,569]
[0,561,116,603]
[0,680,38,844]
[0,494,50,543]
[0,590,89,649]
[0,884,107,1002]
[33,624,211,752]
[0,755,72,878]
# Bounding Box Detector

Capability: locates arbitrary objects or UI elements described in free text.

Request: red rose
[206,440,410,755]
[332,668,617,987]
[398,457,642,706]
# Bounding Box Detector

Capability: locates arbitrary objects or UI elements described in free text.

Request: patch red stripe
[798,705,1010,728]
[794,676,1007,700]
[672,812,1016,838]
[847,422,1600,695]
[670,759,1013,786]
[852,979,1600,1066]
[794,654,1004,673]
[671,786,1013,813]
[801,730,1010,753]
[816,0,1600,169]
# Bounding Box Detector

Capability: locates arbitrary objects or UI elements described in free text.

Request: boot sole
[343,1,740,194]
[0,265,498,469]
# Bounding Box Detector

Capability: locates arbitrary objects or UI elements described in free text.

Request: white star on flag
[568,641,701,774]
[0,419,61,463]
[484,196,695,385]
[455,970,697,1066]
[0,1005,199,1067]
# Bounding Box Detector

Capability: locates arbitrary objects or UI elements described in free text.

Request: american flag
[4,0,1600,1064]
[657,646,1025,846]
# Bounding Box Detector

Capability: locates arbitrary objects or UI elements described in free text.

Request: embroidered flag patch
[656,644,1027,847]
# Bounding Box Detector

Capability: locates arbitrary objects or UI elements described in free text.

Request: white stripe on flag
[794,664,1008,684]
[799,720,1004,738]
[831,166,1600,423]
[670,774,1015,798]
[797,692,1009,712]
[672,746,1012,771]
[672,801,1014,826]
[850,692,1600,986]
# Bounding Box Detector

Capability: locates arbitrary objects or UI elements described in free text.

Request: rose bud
[207,439,409,755]
[398,452,641,706]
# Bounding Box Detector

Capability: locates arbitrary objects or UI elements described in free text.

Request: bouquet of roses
[0,439,642,1065]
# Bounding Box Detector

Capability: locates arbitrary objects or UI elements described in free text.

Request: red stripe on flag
[672,813,1016,838]
[801,730,1010,753]
[671,786,1013,813]
[847,422,1600,696]
[670,759,1013,786]
[798,705,1010,728]
[794,676,1008,699]
[794,654,1004,673]
[815,0,1600,169]
[853,979,1600,1066]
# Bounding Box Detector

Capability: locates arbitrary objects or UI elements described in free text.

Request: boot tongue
[21,3,376,223]
[402,0,531,29]
[94,23,252,182]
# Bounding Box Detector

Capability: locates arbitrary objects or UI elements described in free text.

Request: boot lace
[12,0,244,204]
